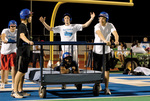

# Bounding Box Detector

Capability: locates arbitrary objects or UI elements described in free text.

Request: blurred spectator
[131,40,146,54]
[110,39,116,48]
[117,42,127,67]
[140,37,150,52]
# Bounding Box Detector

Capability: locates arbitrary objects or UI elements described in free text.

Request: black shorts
[16,56,30,73]
[93,52,111,71]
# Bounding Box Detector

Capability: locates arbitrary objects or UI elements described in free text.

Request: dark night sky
[0,0,149,42]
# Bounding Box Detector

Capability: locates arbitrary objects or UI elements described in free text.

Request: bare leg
[11,66,16,89]
[121,55,124,65]
[5,70,9,84]
[1,70,5,88]
[18,76,24,92]
[1,70,5,83]
[18,75,31,96]
[105,71,109,88]
[104,70,111,95]
[13,71,24,92]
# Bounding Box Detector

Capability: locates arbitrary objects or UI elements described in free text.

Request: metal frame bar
[32,41,106,86]
[29,0,134,6]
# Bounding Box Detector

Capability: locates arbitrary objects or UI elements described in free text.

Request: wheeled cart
[25,41,106,98]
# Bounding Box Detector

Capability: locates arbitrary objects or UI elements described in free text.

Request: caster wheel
[93,84,100,96]
[39,86,46,98]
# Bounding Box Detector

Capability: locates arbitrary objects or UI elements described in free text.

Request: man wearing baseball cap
[11,8,34,98]
[93,11,119,95]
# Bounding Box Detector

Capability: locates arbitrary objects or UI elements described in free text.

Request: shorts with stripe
[16,56,30,73]
[1,53,16,70]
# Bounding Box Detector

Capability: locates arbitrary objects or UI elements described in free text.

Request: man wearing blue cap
[93,11,119,95]
[39,12,95,64]
[1,20,17,89]
[11,8,34,98]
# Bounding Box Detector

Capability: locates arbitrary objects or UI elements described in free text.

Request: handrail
[21,41,106,45]
[7,41,106,45]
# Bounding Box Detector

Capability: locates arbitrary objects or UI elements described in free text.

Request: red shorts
[1,53,16,70]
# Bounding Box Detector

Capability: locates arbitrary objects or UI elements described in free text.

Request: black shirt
[17,23,30,57]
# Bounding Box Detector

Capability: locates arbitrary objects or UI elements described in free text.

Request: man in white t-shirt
[93,11,119,95]
[0,20,17,89]
[39,12,95,62]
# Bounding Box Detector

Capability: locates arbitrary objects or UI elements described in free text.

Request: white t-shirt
[1,28,17,55]
[52,24,83,51]
[93,23,116,54]
[140,42,150,49]
[131,45,147,54]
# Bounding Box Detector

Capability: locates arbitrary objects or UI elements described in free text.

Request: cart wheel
[93,84,100,96]
[39,86,46,98]
[125,61,138,71]
[75,84,82,91]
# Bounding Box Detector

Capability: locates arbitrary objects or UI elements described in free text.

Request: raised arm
[82,12,95,28]
[39,16,53,31]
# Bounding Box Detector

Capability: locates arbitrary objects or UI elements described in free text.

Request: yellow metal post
[49,2,65,62]
[130,0,133,3]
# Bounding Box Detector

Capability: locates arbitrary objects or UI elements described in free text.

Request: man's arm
[72,66,80,74]
[1,33,8,43]
[20,33,34,45]
[112,31,119,45]
[82,12,95,28]
[39,16,53,31]
[96,30,111,45]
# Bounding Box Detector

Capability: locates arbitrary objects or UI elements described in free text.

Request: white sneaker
[19,91,31,96]
[104,88,111,95]
[0,83,5,89]
[12,92,24,98]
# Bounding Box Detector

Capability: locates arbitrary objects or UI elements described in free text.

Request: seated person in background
[140,37,150,51]
[110,39,116,48]
[131,40,147,54]
[117,42,127,67]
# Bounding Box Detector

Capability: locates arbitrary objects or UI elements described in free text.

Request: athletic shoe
[19,91,31,96]
[11,91,14,97]
[104,88,111,95]
[0,83,5,89]
[11,92,24,98]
